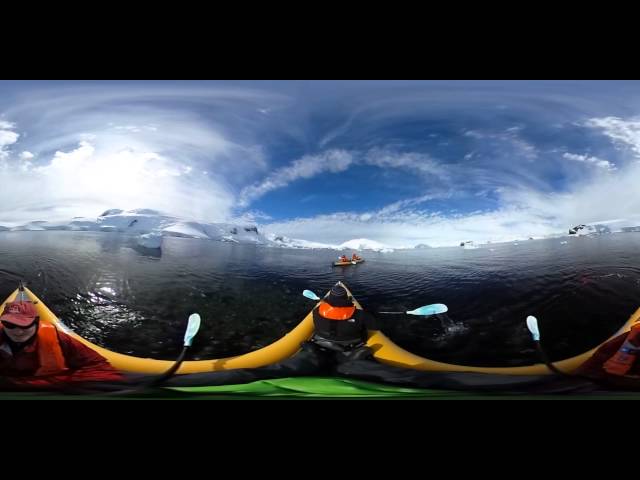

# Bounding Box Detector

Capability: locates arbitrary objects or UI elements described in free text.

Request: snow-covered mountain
[569,217,640,236]
[0,209,398,252]
[267,234,396,252]
[0,209,271,246]
[4,208,640,252]
[339,238,395,253]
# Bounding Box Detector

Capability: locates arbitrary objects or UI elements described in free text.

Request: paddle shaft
[150,346,189,385]
[534,341,566,376]
[91,347,191,396]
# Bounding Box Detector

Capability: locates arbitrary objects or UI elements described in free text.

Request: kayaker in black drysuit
[161,284,589,393]
[162,284,381,387]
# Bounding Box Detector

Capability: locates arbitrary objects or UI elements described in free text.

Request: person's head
[325,284,353,307]
[0,301,39,343]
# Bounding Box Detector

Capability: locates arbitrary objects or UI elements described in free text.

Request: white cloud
[585,116,640,157]
[20,151,34,160]
[318,114,357,148]
[464,130,485,139]
[38,140,95,171]
[562,152,616,170]
[373,194,441,216]
[263,159,640,247]
[0,84,288,223]
[233,210,273,224]
[0,121,19,162]
[238,147,451,209]
[364,148,448,178]
[0,140,235,223]
[238,149,354,207]
[1,83,281,176]
[463,128,537,159]
[0,129,19,148]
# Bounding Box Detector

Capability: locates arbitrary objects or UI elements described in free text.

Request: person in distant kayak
[0,300,123,391]
[339,255,349,263]
[351,253,362,261]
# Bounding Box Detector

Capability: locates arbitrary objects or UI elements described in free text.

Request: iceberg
[137,232,162,249]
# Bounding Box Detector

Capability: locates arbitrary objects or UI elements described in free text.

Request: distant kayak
[333,259,365,266]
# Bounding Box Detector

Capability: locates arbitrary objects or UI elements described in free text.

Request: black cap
[326,284,353,307]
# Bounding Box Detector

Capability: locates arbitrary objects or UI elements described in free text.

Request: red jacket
[577,330,640,378]
[0,327,122,390]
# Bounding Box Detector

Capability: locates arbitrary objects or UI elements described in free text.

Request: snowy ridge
[3,209,640,251]
[0,209,270,247]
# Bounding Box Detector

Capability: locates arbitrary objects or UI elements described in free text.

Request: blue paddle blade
[407,304,448,316]
[184,313,201,347]
[526,315,540,341]
[303,290,321,301]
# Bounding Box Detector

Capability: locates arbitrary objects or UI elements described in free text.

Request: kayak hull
[2,282,638,376]
[1,287,315,374]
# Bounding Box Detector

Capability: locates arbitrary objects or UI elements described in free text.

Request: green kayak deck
[2,377,640,400]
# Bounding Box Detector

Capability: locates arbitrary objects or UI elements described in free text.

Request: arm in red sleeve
[4,331,123,391]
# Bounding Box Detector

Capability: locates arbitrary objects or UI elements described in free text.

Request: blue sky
[2,80,640,246]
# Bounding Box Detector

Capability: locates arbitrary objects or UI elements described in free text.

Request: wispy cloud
[372,194,444,216]
[364,148,449,178]
[463,127,537,160]
[263,154,640,247]
[238,147,453,209]
[585,116,640,157]
[562,152,616,170]
[232,209,273,224]
[238,150,354,207]
[0,121,19,161]
[0,136,235,223]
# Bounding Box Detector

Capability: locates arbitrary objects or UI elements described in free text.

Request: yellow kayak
[2,286,315,374]
[2,282,638,375]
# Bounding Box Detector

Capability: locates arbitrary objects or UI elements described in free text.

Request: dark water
[0,231,639,367]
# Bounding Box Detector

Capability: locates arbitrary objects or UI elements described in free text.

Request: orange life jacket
[603,325,640,376]
[0,323,67,376]
[318,301,356,320]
